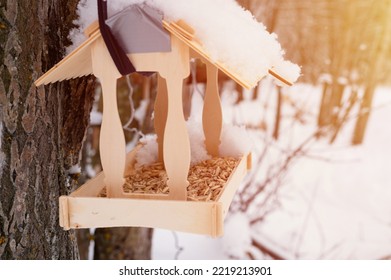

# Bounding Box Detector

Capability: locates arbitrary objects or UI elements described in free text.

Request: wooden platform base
[59,147,251,237]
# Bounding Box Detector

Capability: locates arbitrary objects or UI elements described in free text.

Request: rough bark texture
[94,227,153,260]
[0,0,94,259]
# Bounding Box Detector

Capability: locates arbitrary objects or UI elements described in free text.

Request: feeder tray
[60,147,251,237]
[35,3,295,237]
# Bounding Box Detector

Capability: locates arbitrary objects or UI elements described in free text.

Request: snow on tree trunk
[0,0,94,259]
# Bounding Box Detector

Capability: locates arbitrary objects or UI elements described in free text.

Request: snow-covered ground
[152,82,391,260]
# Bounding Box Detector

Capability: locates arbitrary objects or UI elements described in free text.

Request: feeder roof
[36,1,300,88]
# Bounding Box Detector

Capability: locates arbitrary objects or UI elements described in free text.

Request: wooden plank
[122,192,170,200]
[211,203,224,237]
[171,20,195,41]
[268,69,293,86]
[202,60,222,157]
[161,36,191,200]
[217,153,249,219]
[59,196,70,230]
[66,196,223,237]
[91,37,125,198]
[246,153,252,170]
[154,74,168,162]
[70,172,106,198]
[84,20,99,37]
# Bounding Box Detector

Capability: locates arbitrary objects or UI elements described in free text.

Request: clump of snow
[135,134,159,167]
[67,164,81,174]
[220,123,252,158]
[68,0,300,86]
[67,0,97,53]
[186,118,211,165]
[337,76,348,85]
[85,163,97,178]
[222,212,252,259]
[126,133,141,153]
[318,73,333,84]
[151,0,299,86]
[272,60,301,87]
[188,86,205,122]
[89,111,102,125]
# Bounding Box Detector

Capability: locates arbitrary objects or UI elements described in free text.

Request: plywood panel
[64,196,223,237]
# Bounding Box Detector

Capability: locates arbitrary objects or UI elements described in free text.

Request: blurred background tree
[247,0,391,144]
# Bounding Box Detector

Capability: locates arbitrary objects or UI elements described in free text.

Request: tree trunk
[330,87,358,144]
[318,82,331,127]
[352,83,376,145]
[351,1,391,145]
[94,228,153,260]
[0,0,95,259]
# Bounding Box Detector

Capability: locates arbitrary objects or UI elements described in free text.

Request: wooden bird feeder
[35,2,295,237]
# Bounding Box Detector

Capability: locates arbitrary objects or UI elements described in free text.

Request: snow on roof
[70,0,300,87]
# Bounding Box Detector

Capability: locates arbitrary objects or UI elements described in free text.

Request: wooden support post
[163,76,190,200]
[92,37,125,198]
[159,35,191,200]
[127,35,191,200]
[202,61,222,157]
[154,74,168,162]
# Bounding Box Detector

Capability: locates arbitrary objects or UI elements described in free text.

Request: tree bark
[351,1,391,145]
[94,227,153,260]
[0,0,94,259]
[318,82,331,128]
[352,83,376,145]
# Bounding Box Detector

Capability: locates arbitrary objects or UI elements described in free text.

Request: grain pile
[122,157,239,201]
